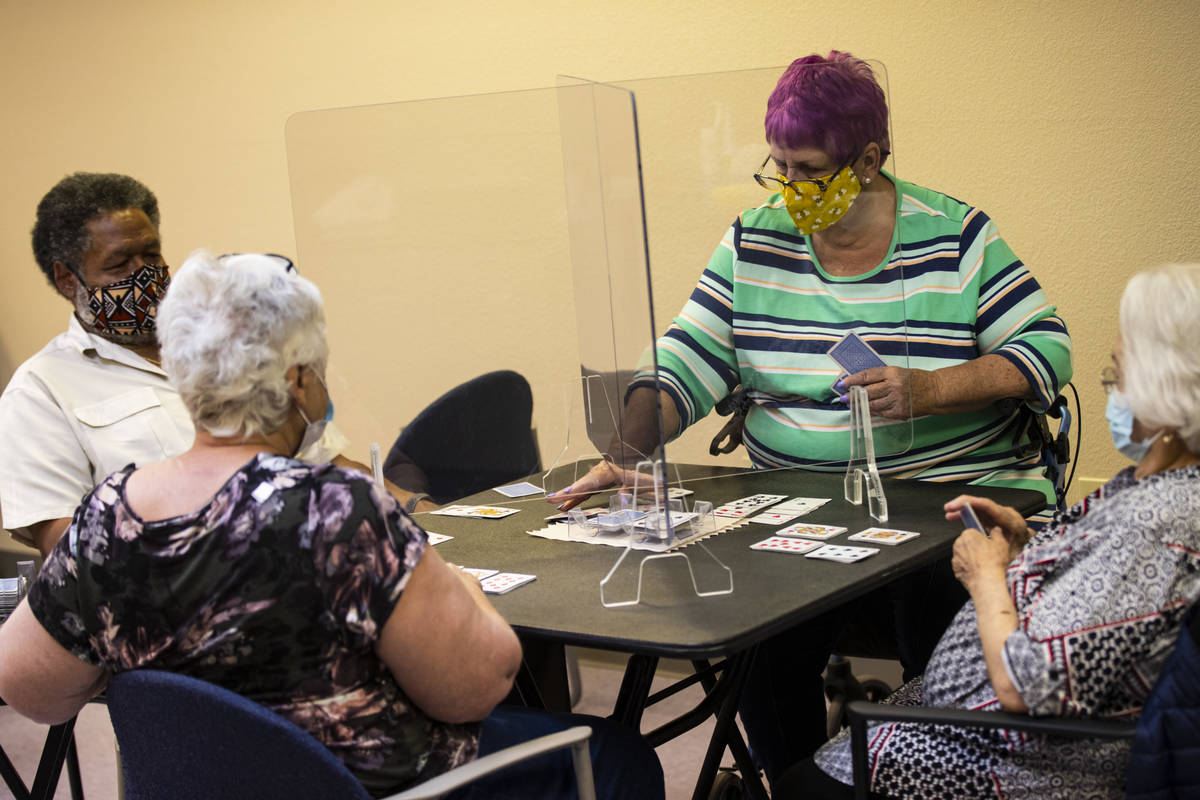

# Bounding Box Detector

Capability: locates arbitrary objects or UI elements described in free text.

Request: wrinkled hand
[944,494,1032,561]
[544,460,657,512]
[839,366,940,419]
[951,528,1012,595]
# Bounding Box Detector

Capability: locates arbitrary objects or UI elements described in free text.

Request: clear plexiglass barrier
[285,63,914,532]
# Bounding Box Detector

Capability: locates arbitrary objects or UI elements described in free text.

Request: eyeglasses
[219,253,297,273]
[1100,366,1119,395]
[754,155,849,194]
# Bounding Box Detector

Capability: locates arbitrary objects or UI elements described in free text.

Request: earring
[863,177,872,185]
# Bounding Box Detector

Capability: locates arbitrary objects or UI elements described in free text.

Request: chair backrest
[1126,602,1200,797]
[107,669,372,800]
[385,370,541,504]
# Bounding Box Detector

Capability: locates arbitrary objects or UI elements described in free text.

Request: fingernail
[837,394,848,404]
[834,379,846,391]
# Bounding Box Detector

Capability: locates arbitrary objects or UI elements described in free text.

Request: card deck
[750,536,824,554]
[714,493,788,518]
[776,523,847,539]
[480,572,537,594]
[594,509,649,531]
[425,532,453,545]
[828,332,887,375]
[805,544,879,563]
[847,527,920,546]
[960,503,987,536]
[459,567,498,580]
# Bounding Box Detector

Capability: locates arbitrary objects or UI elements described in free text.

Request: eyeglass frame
[753,154,854,194]
[218,252,297,273]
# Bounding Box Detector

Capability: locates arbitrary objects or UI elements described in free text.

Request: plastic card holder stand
[594,460,733,608]
[844,386,889,522]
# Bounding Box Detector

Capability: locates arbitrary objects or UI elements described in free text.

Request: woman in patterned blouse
[775,263,1200,799]
[0,251,663,800]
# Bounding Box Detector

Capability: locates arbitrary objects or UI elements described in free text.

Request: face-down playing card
[827,332,887,376]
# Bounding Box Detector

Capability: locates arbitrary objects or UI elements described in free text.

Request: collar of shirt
[64,314,166,377]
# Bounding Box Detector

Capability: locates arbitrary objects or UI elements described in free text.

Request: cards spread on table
[425,532,453,545]
[847,527,921,546]
[749,511,803,525]
[827,331,886,375]
[714,493,788,518]
[748,497,832,523]
[431,504,521,519]
[750,536,824,554]
[480,572,537,594]
[805,544,879,563]
[594,509,649,531]
[776,523,847,540]
[459,567,498,580]
[493,481,542,498]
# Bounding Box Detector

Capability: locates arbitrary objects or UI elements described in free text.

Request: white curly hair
[156,250,328,438]
[1120,263,1200,454]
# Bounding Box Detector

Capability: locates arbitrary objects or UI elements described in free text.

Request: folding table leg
[610,654,658,729]
[0,742,33,800]
[690,649,766,800]
[66,735,84,800]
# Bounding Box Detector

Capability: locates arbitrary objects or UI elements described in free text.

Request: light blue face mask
[1106,389,1161,461]
[295,370,333,457]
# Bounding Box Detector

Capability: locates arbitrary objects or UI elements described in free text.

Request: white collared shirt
[0,315,347,546]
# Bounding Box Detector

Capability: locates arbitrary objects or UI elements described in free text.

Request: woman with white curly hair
[778,263,1200,799]
[0,251,664,800]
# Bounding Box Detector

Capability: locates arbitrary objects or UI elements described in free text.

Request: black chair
[384,370,541,505]
[106,669,596,800]
[845,601,1200,799]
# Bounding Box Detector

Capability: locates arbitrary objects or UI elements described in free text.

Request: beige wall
[3,0,1199,525]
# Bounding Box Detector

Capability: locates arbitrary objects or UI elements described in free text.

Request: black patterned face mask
[83,263,171,338]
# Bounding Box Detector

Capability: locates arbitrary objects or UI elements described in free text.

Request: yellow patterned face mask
[779,165,861,235]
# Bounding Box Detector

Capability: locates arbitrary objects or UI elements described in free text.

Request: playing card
[493,481,543,498]
[750,536,824,554]
[828,332,887,375]
[544,507,605,523]
[748,511,802,525]
[459,567,498,580]
[430,504,476,517]
[847,527,921,546]
[594,509,649,531]
[667,487,694,499]
[773,497,831,514]
[480,572,537,594]
[425,532,453,545]
[714,494,788,517]
[960,503,986,536]
[463,506,522,519]
[776,523,847,539]
[805,544,879,563]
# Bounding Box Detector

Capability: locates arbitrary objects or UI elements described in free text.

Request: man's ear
[51,262,79,303]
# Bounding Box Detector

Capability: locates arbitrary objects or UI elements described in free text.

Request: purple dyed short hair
[764,51,890,164]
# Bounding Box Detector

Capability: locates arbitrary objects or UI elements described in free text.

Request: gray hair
[32,172,160,284]
[1120,263,1200,453]
[157,251,328,439]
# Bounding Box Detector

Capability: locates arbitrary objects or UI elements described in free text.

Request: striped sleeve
[630,222,742,431]
[964,210,1073,411]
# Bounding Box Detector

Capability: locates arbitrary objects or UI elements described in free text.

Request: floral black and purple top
[28,453,477,797]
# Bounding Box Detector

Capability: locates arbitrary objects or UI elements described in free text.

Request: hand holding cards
[959,502,987,537]
[828,331,886,375]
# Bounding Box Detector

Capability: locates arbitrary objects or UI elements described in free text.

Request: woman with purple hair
[549,50,1073,791]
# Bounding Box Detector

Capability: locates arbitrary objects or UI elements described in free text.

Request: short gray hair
[1120,263,1200,453]
[157,251,328,439]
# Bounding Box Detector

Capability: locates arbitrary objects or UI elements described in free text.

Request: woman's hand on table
[544,460,659,512]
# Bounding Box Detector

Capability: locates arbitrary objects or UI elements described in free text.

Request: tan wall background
[3,0,1199,538]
